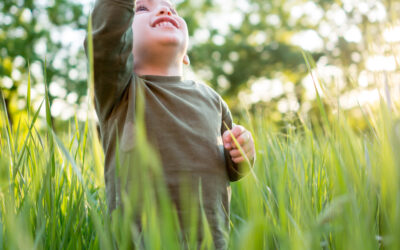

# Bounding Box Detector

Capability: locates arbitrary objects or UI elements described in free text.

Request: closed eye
[136,5,149,12]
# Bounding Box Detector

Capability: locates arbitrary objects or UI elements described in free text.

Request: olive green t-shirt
[84,0,254,248]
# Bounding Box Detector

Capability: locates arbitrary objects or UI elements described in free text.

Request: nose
[156,6,172,16]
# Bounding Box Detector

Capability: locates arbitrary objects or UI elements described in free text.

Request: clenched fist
[222,125,255,164]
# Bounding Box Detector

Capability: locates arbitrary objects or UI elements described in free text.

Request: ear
[183,54,190,65]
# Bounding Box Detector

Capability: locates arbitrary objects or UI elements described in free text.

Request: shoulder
[194,81,231,117]
[187,79,223,105]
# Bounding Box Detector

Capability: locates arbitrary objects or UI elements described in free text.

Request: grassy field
[0,17,399,249]
[1,70,399,249]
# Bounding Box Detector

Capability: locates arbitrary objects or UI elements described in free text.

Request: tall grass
[0,17,399,250]
[1,64,400,249]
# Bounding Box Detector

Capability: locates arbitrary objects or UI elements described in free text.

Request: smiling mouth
[152,17,179,29]
[154,21,176,29]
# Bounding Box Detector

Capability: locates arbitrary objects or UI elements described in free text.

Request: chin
[153,32,184,44]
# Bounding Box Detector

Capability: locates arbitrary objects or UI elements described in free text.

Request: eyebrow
[162,1,175,8]
[136,0,175,8]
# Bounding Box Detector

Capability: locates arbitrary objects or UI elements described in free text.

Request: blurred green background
[1,1,400,249]
[1,0,399,130]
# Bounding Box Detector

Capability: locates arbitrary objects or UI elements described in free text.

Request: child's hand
[222,125,255,164]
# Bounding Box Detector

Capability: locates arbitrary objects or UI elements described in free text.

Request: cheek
[181,25,189,47]
[132,20,145,37]
[179,22,190,46]
[179,19,189,35]
[132,22,149,49]
[132,16,151,36]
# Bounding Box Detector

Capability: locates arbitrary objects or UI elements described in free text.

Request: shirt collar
[139,74,183,83]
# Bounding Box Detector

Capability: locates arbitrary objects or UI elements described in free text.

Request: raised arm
[84,0,135,121]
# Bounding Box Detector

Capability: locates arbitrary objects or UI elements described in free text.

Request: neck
[133,52,183,77]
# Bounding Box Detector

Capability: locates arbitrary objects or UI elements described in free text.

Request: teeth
[155,21,175,28]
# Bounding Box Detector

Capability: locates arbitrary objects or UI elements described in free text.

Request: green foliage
[0,0,87,124]
[180,0,317,97]
[2,0,399,130]
[0,1,400,248]
[178,0,399,127]
[1,52,400,249]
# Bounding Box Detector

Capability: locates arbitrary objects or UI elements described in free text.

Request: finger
[224,142,232,150]
[222,130,231,143]
[223,126,241,143]
[232,148,255,164]
[231,125,245,138]
[232,156,245,164]
[229,143,253,158]
[232,132,253,149]
[229,149,242,158]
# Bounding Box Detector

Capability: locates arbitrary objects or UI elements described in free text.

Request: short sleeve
[84,0,135,121]
[220,98,254,182]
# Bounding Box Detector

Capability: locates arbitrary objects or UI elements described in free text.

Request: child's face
[132,0,189,63]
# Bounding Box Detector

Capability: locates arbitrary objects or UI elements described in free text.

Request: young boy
[84,0,256,248]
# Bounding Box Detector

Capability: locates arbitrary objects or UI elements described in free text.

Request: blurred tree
[0,0,87,127]
[178,0,399,127]
[178,0,322,117]
[0,0,398,130]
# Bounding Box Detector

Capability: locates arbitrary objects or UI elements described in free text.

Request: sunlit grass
[0,13,399,250]
[1,62,400,249]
